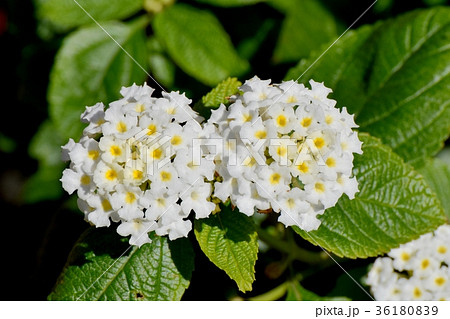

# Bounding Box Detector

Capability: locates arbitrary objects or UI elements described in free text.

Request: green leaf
[49,227,194,301]
[193,0,265,7]
[284,24,379,115]
[201,77,242,108]
[286,8,450,167]
[153,4,249,86]
[29,120,65,167]
[294,133,446,259]
[34,0,144,31]
[194,206,258,292]
[271,0,338,63]
[23,164,65,203]
[356,8,450,167]
[24,120,65,203]
[147,38,176,89]
[419,157,450,219]
[48,18,148,140]
[286,281,349,301]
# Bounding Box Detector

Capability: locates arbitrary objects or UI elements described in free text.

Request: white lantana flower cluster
[366,225,450,301]
[61,78,362,246]
[205,76,362,231]
[61,84,215,247]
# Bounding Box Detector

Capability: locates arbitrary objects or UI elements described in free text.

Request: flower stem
[256,226,329,265]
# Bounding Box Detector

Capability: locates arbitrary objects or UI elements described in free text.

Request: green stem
[257,226,329,265]
[248,282,288,301]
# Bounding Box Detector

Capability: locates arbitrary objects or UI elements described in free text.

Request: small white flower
[117,219,156,247]
[60,166,95,200]
[102,104,139,139]
[180,182,215,218]
[80,102,105,136]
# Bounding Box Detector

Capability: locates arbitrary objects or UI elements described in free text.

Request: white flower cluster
[61,78,362,246]
[61,84,215,247]
[205,76,362,231]
[366,225,450,301]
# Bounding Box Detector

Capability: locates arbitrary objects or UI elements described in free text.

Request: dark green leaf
[24,120,65,203]
[284,24,379,115]
[49,228,194,300]
[34,0,144,31]
[286,281,349,301]
[49,18,148,140]
[294,134,446,259]
[271,0,338,63]
[419,157,450,219]
[286,8,450,167]
[194,206,258,292]
[153,4,249,86]
[356,8,450,167]
[147,37,176,89]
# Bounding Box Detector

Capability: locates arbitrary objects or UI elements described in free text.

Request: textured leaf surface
[49,228,194,301]
[419,157,450,219]
[271,0,338,63]
[286,8,450,167]
[356,8,450,167]
[294,134,446,259]
[153,4,249,86]
[49,18,148,140]
[284,25,379,115]
[34,0,143,31]
[201,77,242,108]
[194,206,258,292]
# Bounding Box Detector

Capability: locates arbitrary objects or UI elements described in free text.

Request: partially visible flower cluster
[61,84,215,246]
[205,76,362,231]
[366,224,450,300]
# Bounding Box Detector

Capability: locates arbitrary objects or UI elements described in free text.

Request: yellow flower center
[269,173,281,185]
[276,146,287,157]
[438,245,447,254]
[88,150,99,160]
[160,171,171,182]
[80,175,91,185]
[314,137,325,149]
[435,277,446,286]
[413,287,422,298]
[276,115,287,127]
[297,162,309,173]
[326,157,336,167]
[105,169,118,181]
[254,130,267,139]
[400,252,410,261]
[301,117,312,127]
[116,121,127,133]
[132,170,143,180]
[286,96,297,103]
[315,182,325,193]
[135,103,145,113]
[147,124,157,136]
[125,192,136,204]
[421,259,430,270]
[242,113,252,122]
[325,115,333,125]
[110,145,122,156]
[171,135,183,146]
[101,199,112,211]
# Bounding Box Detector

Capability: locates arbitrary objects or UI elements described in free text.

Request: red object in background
[0,8,7,35]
